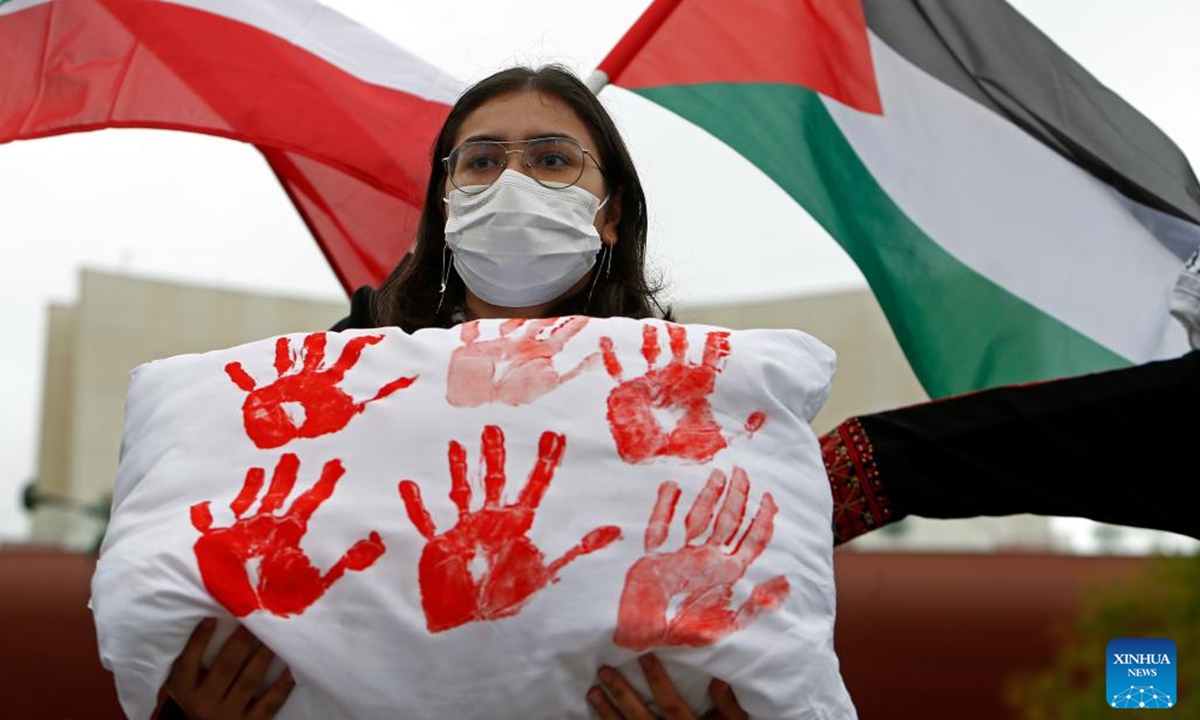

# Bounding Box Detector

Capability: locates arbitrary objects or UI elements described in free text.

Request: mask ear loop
[585,243,613,312]
[436,245,453,314]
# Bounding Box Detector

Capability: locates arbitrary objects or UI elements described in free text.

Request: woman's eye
[465,155,499,170]
[530,150,581,173]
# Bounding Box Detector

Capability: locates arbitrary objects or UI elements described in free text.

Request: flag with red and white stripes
[0,0,462,291]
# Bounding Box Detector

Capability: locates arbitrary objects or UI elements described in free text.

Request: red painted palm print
[190,454,385,618]
[613,467,789,650]
[225,333,417,449]
[446,317,600,407]
[399,426,622,633]
[601,324,764,464]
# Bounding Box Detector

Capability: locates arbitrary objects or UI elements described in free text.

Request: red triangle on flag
[599,0,881,115]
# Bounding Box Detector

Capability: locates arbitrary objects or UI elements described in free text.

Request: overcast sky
[1,0,1198,541]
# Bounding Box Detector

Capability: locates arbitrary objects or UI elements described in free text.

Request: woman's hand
[587,653,748,720]
[161,619,294,720]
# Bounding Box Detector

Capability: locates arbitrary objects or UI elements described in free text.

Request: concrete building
[30,268,1058,551]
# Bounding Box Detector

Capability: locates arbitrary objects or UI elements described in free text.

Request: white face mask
[444,170,608,308]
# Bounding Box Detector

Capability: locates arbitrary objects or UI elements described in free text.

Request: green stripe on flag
[637,82,1128,397]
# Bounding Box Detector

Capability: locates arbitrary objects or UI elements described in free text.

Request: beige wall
[31,304,82,545]
[35,304,77,499]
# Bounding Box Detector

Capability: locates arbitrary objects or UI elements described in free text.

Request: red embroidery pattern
[821,418,892,545]
[446,317,599,407]
[601,324,765,464]
[399,426,622,633]
[225,333,417,449]
[613,467,789,650]
[190,454,385,617]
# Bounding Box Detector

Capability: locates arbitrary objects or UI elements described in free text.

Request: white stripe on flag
[1115,194,1200,262]
[0,0,464,104]
[823,33,1190,363]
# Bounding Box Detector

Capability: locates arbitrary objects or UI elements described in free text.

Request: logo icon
[1107,638,1177,709]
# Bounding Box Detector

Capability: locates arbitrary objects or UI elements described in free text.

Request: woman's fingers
[171,618,218,689]
[586,657,745,720]
[201,624,261,700]
[223,642,275,710]
[246,669,296,720]
[595,665,658,720]
[587,684,628,720]
[638,654,694,720]
[163,621,294,720]
[708,679,748,720]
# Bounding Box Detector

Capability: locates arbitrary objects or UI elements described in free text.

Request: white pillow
[91,316,854,720]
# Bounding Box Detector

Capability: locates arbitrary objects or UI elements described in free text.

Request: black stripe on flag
[863,0,1200,245]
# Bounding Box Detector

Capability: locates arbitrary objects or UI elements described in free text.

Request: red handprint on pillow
[601,324,765,464]
[190,454,385,617]
[225,333,417,448]
[446,317,600,407]
[399,426,622,633]
[613,467,790,650]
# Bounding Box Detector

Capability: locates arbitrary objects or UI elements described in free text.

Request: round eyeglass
[443,136,602,194]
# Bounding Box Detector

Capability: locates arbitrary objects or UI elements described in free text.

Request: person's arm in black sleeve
[329,285,379,331]
[825,350,1200,544]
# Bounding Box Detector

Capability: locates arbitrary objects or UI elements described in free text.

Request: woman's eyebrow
[459,131,581,144]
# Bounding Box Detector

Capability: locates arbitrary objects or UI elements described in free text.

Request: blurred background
[1,1,1197,719]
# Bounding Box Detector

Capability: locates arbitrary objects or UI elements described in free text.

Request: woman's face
[446,90,621,246]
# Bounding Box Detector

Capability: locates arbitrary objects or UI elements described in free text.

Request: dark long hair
[373,65,671,331]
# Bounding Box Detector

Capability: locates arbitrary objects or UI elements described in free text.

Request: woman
[159,65,745,720]
[363,65,669,333]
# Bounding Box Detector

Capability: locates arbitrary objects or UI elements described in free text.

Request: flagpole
[591,0,686,91]
[585,69,610,95]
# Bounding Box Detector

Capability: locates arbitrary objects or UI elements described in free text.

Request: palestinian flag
[0,0,461,291]
[592,0,1200,397]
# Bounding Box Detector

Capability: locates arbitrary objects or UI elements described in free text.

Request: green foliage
[1008,556,1199,719]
